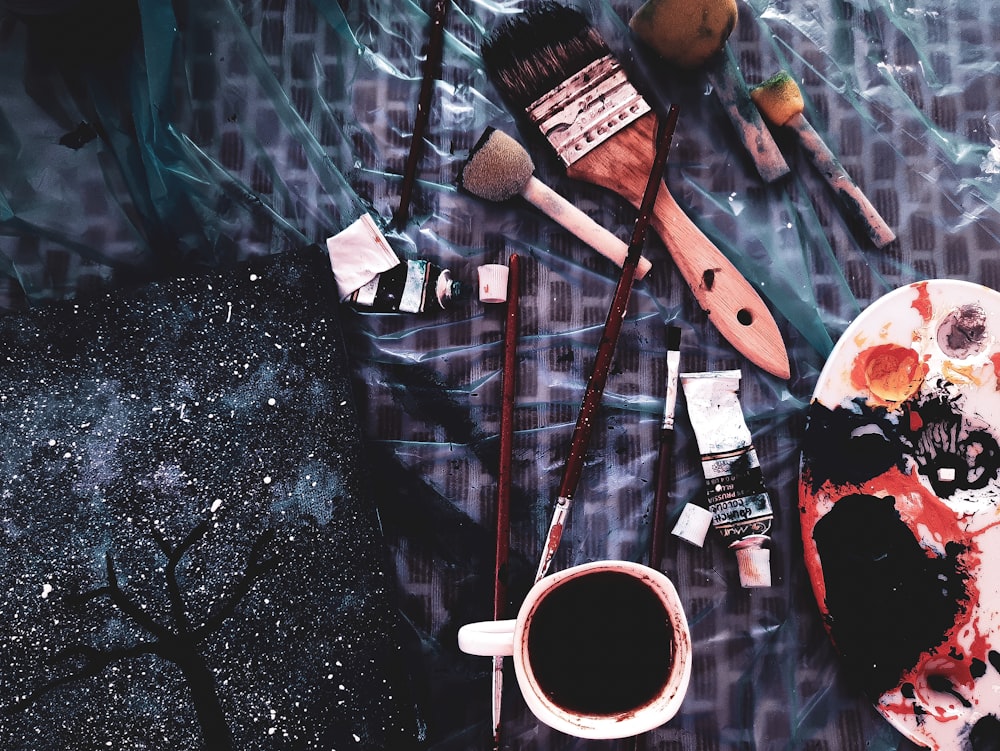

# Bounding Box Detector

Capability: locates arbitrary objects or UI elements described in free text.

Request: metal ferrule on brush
[526,55,651,167]
[662,347,680,431]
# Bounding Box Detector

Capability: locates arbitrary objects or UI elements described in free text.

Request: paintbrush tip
[666,324,682,351]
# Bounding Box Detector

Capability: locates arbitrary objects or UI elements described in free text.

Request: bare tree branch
[5,641,158,714]
[192,528,279,641]
[103,553,171,639]
[165,517,212,635]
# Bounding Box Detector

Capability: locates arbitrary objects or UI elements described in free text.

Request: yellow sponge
[629,0,738,69]
[750,71,805,127]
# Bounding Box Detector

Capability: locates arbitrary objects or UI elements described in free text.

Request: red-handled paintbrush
[491,254,519,750]
[481,2,790,380]
[535,107,678,582]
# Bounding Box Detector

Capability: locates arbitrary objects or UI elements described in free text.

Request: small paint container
[671,502,713,547]
[478,264,510,304]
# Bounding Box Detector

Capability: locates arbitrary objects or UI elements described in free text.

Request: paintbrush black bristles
[667,324,681,351]
[481,2,610,109]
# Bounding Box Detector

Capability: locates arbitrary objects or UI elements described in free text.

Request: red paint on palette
[911,280,932,322]
[800,280,1000,751]
[990,352,1000,390]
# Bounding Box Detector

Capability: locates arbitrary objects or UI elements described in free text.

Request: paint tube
[346,259,463,313]
[681,369,772,588]
[325,213,401,300]
[326,214,463,313]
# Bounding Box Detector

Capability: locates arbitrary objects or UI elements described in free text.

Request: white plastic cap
[734,545,771,588]
[671,503,712,547]
[477,264,510,304]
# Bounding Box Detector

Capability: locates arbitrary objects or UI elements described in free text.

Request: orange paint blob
[991,352,1000,390]
[911,281,932,322]
[851,344,928,407]
[941,360,980,386]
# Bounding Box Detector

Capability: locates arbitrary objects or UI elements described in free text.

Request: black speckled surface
[0,246,424,750]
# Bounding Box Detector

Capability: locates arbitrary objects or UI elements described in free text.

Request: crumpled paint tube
[681,370,773,588]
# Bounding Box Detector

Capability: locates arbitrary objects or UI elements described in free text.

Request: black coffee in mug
[526,571,675,716]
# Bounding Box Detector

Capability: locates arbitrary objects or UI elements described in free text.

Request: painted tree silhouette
[7,515,279,751]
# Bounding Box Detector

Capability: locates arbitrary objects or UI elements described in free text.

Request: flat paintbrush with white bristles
[481,1,790,380]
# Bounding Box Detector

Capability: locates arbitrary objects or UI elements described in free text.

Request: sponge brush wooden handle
[787,112,896,248]
[521,177,652,279]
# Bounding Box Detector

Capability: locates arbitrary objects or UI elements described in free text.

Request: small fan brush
[481,2,790,380]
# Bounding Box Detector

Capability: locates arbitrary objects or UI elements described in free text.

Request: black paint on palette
[908,383,1000,499]
[813,494,969,699]
[800,399,910,492]
[0,247,423,750]
[803,382,1000,499]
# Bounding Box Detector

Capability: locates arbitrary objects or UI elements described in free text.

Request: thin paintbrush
[481,2,790,380]
[649,324,682,569]
[392,0,449,228]
[536,107,678,582]
[491,253,520,750]
[632,324,681,751]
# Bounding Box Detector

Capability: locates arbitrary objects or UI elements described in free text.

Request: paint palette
[800,280,1000,751]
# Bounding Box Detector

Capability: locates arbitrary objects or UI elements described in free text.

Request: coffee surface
[527,571,674,715]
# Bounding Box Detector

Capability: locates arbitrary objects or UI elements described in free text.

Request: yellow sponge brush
[749,71,805,127]
[751,71,895,248]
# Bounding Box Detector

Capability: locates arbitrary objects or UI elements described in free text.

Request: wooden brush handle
[521,177,652,279]
[567,112,790,380]
[787,112,896,249]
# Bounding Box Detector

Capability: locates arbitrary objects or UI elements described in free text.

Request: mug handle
[457,619,517,657]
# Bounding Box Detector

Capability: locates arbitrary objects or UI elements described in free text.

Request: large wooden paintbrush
[481,1,790,380]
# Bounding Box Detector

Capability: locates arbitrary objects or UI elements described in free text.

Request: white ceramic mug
[457,560,692,739]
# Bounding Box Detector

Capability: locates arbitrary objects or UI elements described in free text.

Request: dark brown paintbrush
[481,2,790,380]
[491,253,519,751]
[392,0,449,228]
[649,324,682,570]
[535,108,677,581]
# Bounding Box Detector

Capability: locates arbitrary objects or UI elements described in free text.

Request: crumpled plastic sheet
[3,0,1000,748]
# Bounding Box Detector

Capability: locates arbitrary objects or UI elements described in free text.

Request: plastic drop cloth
[2,0,998,748]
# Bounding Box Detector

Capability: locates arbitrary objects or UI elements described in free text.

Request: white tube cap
[734,545,771,588]
[477,264,510,304]
[671,503,713,547]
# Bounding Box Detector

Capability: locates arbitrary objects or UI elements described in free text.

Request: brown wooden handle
[567,113,790,379]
